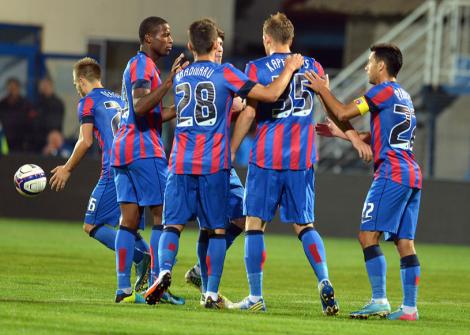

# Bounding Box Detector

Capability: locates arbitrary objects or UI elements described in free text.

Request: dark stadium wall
[1,154,469,244]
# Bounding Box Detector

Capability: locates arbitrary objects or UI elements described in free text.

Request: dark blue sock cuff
[163,226,181,237]
[297,227,314,241]
[245,230,264,236]
[89,224,104,238]
[198,230,209,244]
[363,245,383,261]
[119,225,137,236]
[400,254,420,269]
[226,223,243,236]
[152,225,163,231]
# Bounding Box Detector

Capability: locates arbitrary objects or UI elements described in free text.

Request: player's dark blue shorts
[113,157,167,207]
[163,170,230,230]
[360,178,421,241]
[244,164,315,224]
[84,176,120,226]
[228,168,244,221]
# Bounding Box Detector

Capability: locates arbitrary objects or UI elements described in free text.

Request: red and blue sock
[298,227,329,282]
[244,230,266,298]
[206,234,227,296]
[197,230,209,293]
[158,226,180,274]
[363,245,387,300]
[115,226,136,292]
[149,225,163,285]
[90,225,147,264]
[400,254,420,308]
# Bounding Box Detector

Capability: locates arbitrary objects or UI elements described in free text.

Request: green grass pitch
[0,218,469,334]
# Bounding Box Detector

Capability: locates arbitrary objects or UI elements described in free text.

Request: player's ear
[187,42,193,52]
[144,33,152,44]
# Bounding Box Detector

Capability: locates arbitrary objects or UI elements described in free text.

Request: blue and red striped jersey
[360,81,422,189]
[169,61,255,174]
[245,53,323,170]
[111,51,166,167]
[77,88,123,178]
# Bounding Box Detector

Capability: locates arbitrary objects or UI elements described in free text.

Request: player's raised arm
[161,104,176,122]
[231,99,257,161]
[50,123,93,191]
[247,54,304,102]
[133,53,187,116]
[305,70,361,122]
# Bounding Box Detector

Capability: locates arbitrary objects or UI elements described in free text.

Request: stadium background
[0,0,469,334]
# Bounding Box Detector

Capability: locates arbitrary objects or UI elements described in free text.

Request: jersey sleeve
[313,59,325,77]
[244,62,259,82]
[354,84,395,115]
[77,96,95,124]
[130,57,154,90]
[223,63,256,99]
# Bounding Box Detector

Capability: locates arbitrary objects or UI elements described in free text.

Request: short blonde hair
[73,57,101,82]
[263,12,294,45]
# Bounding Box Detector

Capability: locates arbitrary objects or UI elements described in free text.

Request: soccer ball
[14,164,47,197]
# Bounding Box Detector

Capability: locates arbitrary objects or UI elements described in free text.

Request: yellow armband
[354,96,370,115]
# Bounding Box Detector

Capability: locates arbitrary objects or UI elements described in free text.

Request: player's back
[111,51,166,167]
[169,61,245,175]
[245,53,323,170]
[366,81,422,188]
[78,88,123,178]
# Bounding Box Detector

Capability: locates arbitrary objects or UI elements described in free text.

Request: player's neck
[140,46,160,63]
[194,52,216,63]
[268,44,291,55]
[84,82,103,95]
[376,75,397,85]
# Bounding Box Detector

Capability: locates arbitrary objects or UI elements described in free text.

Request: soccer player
[184,24,248,300]
[111,16,187,304]
[305,43,422,321]
[49,57,151,296]
[144,18,304,308]
[229,13,368,314]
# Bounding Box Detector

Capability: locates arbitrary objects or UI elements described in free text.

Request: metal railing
[317,0,470,173]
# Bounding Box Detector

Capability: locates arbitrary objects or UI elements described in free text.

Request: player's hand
[285,54,304,72]
[230,97,246,113]
[350,137,373,163]
[315,123,334,137]
[170,53,190,75]
[304,70,328,93]
[316,118,347,139]
[49,165,71,192]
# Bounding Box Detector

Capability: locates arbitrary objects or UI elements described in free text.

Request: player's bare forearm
[248,54,304,102]
[359,132,371,144]
[64,139,91,172]
[133,80,172,116]
[317,86,351,121]
[162,105,176,122]
[231,102,256,156]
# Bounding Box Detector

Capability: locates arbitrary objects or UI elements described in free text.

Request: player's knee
[293,223,313,236]
[245,216,265,231]
[396,239,416,257]
[358,231,379,248]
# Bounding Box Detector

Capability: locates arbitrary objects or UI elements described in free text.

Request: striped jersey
[111,51,166,167]
[169,61,255,174]
[245,53,323,170]
[354,81,422,189]
[77,88,123,178]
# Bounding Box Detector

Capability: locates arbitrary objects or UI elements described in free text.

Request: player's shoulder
[246,55,273,68]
